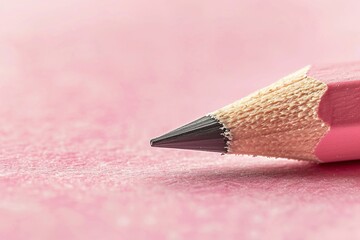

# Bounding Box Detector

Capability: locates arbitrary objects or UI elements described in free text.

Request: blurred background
[2,0,360,131]
[1,0,360,239]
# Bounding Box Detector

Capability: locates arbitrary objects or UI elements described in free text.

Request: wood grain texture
[213,67,328,161]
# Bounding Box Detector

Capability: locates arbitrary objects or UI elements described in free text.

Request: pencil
[150,62,360,163]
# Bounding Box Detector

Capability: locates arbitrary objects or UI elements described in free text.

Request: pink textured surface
[2,1,360,239]
[310,63,360,162]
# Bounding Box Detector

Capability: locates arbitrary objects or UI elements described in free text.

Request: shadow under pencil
[154,159,360,197]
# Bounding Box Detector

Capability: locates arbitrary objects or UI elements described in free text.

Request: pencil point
[150,115,228,153]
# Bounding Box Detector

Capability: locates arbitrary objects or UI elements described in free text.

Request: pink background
[1,0,360,239]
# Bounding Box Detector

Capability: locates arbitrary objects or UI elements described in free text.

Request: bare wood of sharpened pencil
[212,66,329,161]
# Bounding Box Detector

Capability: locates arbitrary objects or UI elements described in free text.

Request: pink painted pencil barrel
[151,62,360,163]
[311,62,360,162]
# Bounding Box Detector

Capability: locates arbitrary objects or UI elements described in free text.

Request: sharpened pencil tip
[150,115,229,153]
[150,138,156,147]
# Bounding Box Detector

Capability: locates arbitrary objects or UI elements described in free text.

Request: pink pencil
[151,62,360,163]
